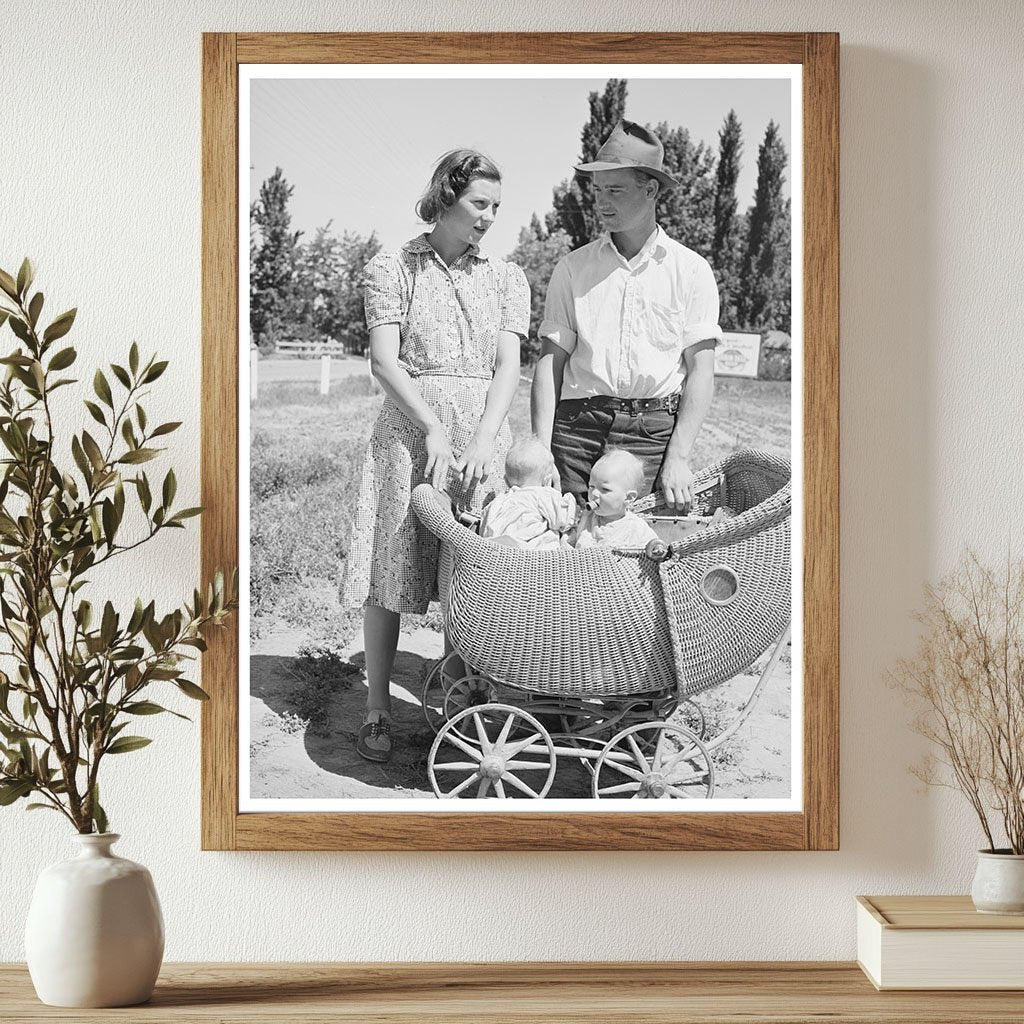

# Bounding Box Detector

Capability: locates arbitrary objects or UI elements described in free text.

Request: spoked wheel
[677,699,707,741]
[421,654,488,733]
[421,653,466,733]
[592,722,715,800]
[428,703,557,799]
[441,676,498,738]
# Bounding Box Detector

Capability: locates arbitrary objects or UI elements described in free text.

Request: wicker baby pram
[410,448,791,801]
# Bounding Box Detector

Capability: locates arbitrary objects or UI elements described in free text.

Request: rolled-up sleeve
[538,258,578,354]
[680,256,723,349]
[499,261,531,338]
[362,253,404,330]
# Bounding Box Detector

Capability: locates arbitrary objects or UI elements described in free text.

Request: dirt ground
[249,619,792,802]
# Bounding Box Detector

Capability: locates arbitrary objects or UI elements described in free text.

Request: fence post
[320,354,331,396]
[250,345,259,404]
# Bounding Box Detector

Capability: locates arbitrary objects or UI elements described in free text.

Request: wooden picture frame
[201,32,838,851]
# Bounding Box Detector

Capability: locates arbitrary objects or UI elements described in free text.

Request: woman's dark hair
[416,149,502,223]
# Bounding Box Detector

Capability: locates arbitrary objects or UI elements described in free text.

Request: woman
[340,149,529,762]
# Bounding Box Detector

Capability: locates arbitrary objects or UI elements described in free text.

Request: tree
[250,168,302,353]
[548,79,627,249]
[506,215,571,365]
[652,122,717,257]
[737,121,791,333]
[328,230,382,355]
[712,110,744,329]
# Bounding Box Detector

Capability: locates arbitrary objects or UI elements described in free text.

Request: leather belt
[558,393,680,416]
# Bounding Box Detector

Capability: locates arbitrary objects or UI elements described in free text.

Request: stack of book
[857,895,1024,990]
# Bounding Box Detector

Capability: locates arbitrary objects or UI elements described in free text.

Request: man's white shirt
[539,226,722,400]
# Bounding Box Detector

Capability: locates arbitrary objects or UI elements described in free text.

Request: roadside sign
[714,332,762,378]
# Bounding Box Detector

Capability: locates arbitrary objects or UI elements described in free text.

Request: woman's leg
[364,604,400,714]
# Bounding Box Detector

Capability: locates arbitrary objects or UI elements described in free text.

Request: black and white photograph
[240,65,801,811]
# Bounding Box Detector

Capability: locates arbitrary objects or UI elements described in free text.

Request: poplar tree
[712,110,744,329]
[738,121,790,332]
[250,168,302,352]
[548,79,628,249]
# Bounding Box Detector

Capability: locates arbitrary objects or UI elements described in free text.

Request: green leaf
[121,418,137,449]
[0,779,33,805]
[48,346,77,371]
[150,421,182,438]
[0,310,9,330]
[27,292,43,328]
[42,308,77,344]
[175,679,210,701]
[71,435,92,482]
[136,404,147,432]
[93,369,113,408]
[118,448,157,465]
[162,468,176,508]
[143,361,168,383]
[110,363,131,389]
[100,602,117,647]
[81,431,105,472]
[124,701,170,716]
[16,258,34,298]
[91,785,108,834]
[8,317,32,344]
[0,268,19,300]
[105,735,152,755]
[136,473,152,513]
[26,803,61,813]
[101,498,116,546]
[84,400,107,427]
[129,342,139,375]
[169,507,203,523]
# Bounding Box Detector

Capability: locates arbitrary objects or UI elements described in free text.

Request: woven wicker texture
[657,451,791,697]
[410,448,790,699]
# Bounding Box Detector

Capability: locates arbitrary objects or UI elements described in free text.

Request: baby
[479,435,577,550]
[570,448,660,550]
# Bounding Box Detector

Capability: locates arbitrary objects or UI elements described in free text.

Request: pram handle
[411,483,489,555]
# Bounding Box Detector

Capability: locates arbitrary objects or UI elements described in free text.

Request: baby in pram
[479,435,577,549]
[570,449,659,550]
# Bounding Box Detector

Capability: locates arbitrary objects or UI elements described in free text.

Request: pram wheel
[421,653,484,734]
[442,675,498,725]
[428,704,557,799]
[592,722,715,800]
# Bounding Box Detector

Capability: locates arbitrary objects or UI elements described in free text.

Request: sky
[248,71,794,258]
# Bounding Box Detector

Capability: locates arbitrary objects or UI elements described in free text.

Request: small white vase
[971,849,1024,915]
[25,833,164,1007]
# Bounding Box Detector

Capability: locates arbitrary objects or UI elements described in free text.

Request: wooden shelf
[4,962,1024,1022]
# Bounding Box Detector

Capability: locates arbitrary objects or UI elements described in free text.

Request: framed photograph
[201,32,838,851]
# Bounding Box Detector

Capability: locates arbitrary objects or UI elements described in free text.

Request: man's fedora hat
[575,119,679,190]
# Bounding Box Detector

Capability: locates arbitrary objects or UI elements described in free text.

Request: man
[531,119,722,508]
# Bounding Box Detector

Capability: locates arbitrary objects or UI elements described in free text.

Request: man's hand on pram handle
[636,472,726,519]
[657,453,696,509]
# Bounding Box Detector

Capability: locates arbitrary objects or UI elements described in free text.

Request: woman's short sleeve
[362,253,405,330]
[499,261,531,339]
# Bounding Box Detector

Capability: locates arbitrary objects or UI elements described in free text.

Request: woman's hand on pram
[425,427,456,491]
[455,430,494,487]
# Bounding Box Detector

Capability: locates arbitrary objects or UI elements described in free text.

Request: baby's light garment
[479,486,577,550]
[571,509,659,549]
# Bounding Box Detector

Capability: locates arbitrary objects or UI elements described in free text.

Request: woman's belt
[405,366,493,381]
[558,393,681,416]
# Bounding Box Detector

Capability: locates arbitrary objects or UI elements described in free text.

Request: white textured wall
[2,1,1023,962]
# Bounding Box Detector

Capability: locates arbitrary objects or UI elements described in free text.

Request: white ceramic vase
[25,833,164,1007]
[971,849,1024,915]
